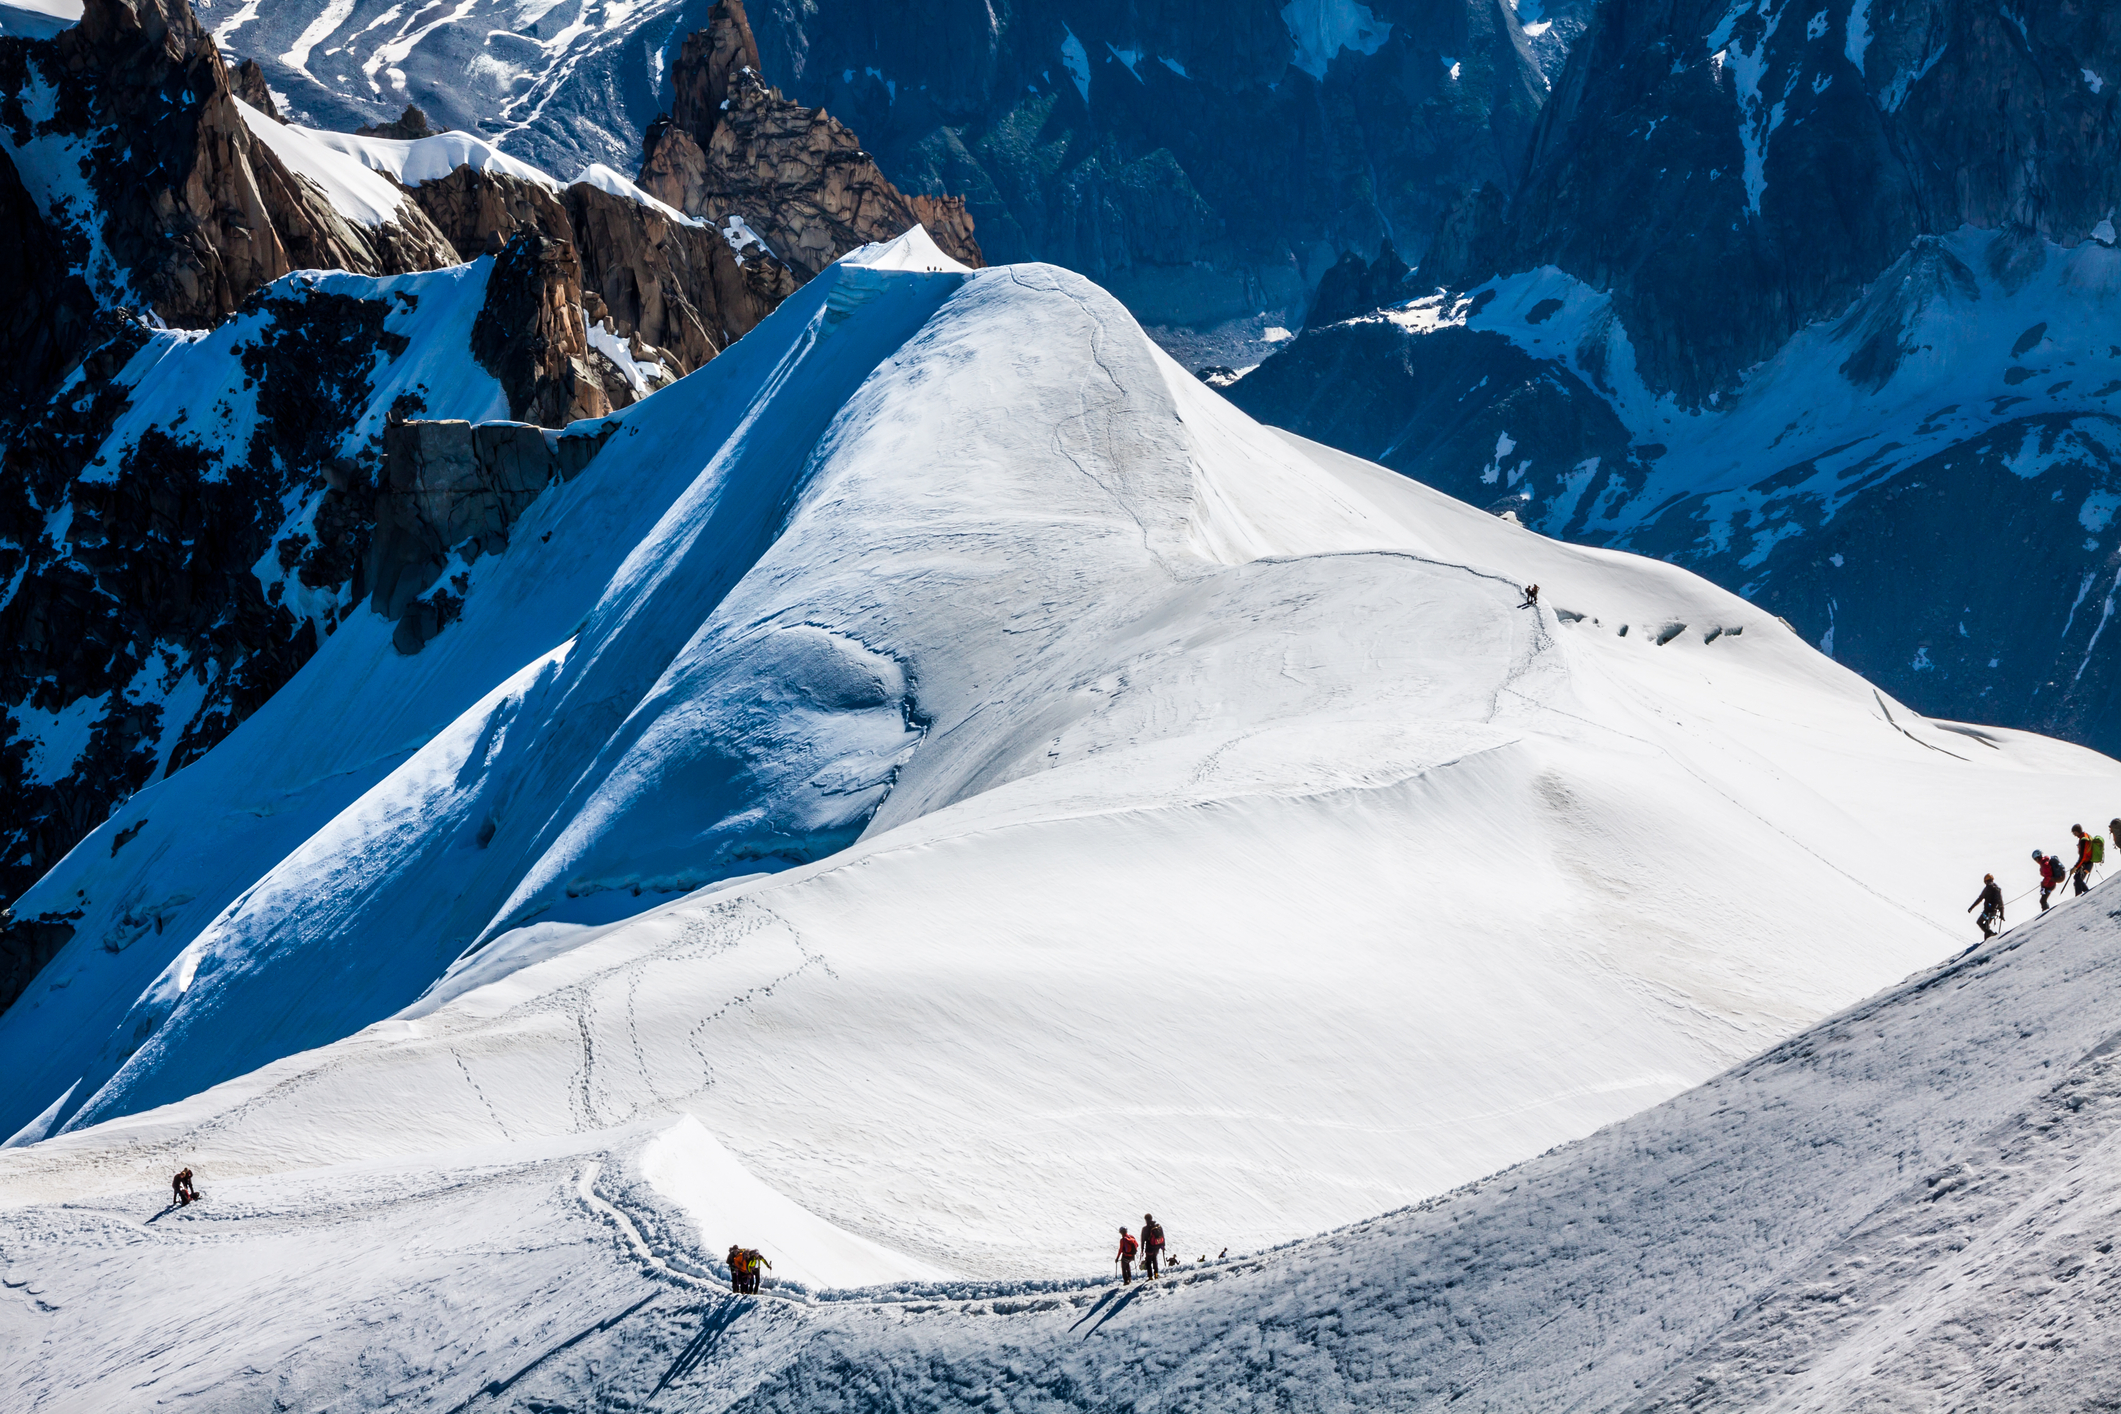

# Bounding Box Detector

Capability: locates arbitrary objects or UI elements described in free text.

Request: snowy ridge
[303,122,569,193]
[0,240,2117,1404]
[235,97,437,229]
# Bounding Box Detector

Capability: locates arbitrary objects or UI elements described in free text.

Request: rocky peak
[638,0,982,277]
[470,233,610,429]
[3,0,455,330]
[356,103,440,140]
[671,0,761,136]
[231,57,280,121]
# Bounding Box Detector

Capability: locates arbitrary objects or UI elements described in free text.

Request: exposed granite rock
[0,908,78,1027]
[0,0,457,329]
[369,415,616,652]
[403,164,570,259]
[638,0,983,277]
[471,233,611,428]
[231,57,279,121]
[404,164,795,389]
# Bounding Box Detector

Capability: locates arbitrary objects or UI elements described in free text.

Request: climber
[1968,874,2005,941]
[726,1244,745,1293]
[1116,1226,1138,1284]
[1519,583,1540,609]
[1141,1213,1166,1279]
[2073,824,2099,895]
[2034,849,2065,911]
[171,1167,198,1206]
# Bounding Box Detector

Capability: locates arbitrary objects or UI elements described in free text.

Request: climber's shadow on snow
[653,1299,749,1397]
[1070,1284,1143,1339]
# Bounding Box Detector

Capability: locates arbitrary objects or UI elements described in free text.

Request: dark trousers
[1145,1248,1161,1279]
[1119,1257,1133,1284]
[2041,885,2053,911]
[2076,865,2092,895]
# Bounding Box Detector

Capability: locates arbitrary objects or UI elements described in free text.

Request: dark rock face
[1307,241,1413,327]
[0,0,456,328]
[403,164,796,380]
[1474,0,2121,406]
[355,103,438,139]
[0,148,99,408]
[638,0,984,276]
[231,58,280,120]
[471,233,613,427]
[371,419,554,652]
[748,0,1545,325]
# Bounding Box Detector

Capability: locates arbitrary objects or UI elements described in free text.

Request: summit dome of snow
[1,240,2116,1403]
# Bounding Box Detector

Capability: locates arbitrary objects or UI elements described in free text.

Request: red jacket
[1117,1233,1138,1260]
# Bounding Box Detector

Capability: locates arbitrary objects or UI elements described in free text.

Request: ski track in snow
[3,233,2120,1408]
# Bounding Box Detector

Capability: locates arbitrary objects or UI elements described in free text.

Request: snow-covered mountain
[190,0,1565,357]
[1229,0,2121,756]
[1,230,2115,1407]
[0,0,981,1009]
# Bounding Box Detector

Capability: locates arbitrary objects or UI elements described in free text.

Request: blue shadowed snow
[0,252,969,1141]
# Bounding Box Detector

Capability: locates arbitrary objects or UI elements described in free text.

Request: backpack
[2096,836,2108,865]
[2047,856,2066,885]
[1119,1234,1138,1258]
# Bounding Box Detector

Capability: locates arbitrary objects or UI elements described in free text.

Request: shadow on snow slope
[0,247,967,1141]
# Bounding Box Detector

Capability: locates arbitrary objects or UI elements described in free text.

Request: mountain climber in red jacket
[2034,849,2064,911]
[1116,1226,1138,1284]
[1141,1213,1166,1279]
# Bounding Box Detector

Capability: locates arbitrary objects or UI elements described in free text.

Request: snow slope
[11,858,2121,1409]
[2,234,2118,1404]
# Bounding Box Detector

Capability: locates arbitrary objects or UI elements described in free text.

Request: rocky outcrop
[370,419,562,652]
[1307,241,1413,328]
[638,0,983,277]
[356,103,439,140]
[231,58,279,121]
[404,166,795,386]
[0,0,456,329]
[406,165,570,259]
[471,233,611,428]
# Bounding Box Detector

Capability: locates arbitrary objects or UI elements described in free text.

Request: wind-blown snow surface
[2,238,2118,1406]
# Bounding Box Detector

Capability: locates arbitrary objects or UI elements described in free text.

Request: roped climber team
[1971,818,2116,944]
[726,1244,772,1294]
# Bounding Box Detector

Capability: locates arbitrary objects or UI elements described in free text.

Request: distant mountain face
[1234,0,2121,753]
[204,0,1561,345]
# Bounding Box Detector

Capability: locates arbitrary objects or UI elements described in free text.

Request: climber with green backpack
[2072,824,2102,896]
